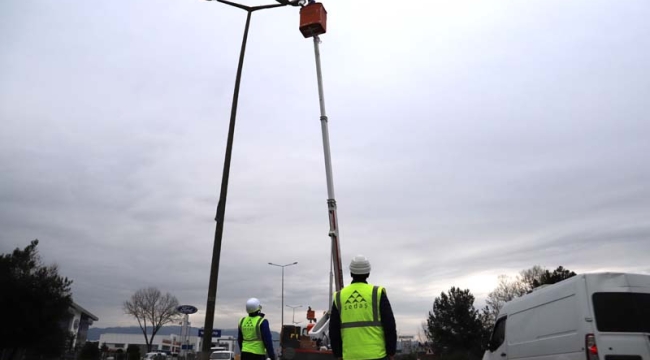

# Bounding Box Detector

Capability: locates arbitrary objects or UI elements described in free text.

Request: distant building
[397,335,415,354]
[62,301,99,349]
[98,334,238,355]
[99,333,186,354]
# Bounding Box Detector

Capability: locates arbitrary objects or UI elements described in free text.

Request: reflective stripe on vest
[334,283,386,360]
[239,316,265,355]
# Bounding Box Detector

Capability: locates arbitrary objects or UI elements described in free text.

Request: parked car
[210,351,235,360]
[143,352,167,360]
[483,272,650,360]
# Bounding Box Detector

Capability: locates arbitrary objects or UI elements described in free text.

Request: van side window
[490,317,506,351]
[592,292,650,332]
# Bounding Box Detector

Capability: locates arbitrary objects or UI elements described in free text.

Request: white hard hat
[349,255,371,275]
[246,298,262,313]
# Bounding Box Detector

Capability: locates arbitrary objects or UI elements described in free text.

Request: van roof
[499,272,650,317]
[585,272,650,290]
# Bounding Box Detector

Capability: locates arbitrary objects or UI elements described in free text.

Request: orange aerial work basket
[306,308,316,320]
[299,2,327,38]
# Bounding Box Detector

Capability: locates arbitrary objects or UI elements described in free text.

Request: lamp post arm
[215,0,251,11]
[275,0,304,7]
[216,0,288,12]
[252,3,290,11]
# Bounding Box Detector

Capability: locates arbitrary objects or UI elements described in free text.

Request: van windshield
[592,292,650,332]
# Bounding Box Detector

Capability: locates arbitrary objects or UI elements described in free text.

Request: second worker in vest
[329,255,397,360]
[238,298,276,360]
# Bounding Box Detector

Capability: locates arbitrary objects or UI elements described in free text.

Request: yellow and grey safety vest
[239,315,266,355]
[334,283,386,360]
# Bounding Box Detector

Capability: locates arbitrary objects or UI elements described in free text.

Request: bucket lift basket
[299,2,327,38]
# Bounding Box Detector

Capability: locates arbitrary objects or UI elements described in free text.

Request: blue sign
[198,329,222,337]
[181,345,194,350]
[177,305,198,314]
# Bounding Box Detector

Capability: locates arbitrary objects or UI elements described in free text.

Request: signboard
[181,345,194,350]
[177,305,198,314]
[198,329,222,337]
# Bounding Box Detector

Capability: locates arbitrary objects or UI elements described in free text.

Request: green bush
[79,342,100,360]
[438,350,482,360]
[395,353,418,360]
[126,344,140,360]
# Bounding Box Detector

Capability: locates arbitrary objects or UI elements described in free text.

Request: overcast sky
[1,0,649,337]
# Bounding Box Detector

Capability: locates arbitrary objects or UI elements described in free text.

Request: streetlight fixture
[286,304,303,324]
[268,262,298,327]
[201,1,300,359]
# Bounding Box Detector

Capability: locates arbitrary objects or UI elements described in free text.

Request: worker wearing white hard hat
[238,298,276,360]
[329,255,397,360]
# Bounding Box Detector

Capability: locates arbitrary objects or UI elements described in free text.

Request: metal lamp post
[286,304,303,324]
[268,262,298,327]
[201,1,300,359]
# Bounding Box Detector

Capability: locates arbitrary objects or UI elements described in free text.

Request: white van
[483,272,650,360]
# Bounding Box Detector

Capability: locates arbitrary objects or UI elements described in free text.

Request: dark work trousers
[241,352,267,360]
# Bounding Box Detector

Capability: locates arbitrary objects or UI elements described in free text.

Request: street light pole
[268,262,298,328]
[286,304,303,324]
[201,1,298,359]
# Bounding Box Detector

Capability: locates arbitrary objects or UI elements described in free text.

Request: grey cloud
[2,0,650,336]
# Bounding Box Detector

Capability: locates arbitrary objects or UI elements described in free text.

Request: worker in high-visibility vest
[238,298,276,360]
[329,255,397,360]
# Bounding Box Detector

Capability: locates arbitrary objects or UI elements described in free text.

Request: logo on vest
[343,290,369,311]
[243,318,255,329]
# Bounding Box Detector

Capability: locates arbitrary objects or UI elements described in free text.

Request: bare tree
[416,323,427,344]
[124,287,181,352]
[484,265,552,328]
[485,275,528,326]
[519,265,546,291]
